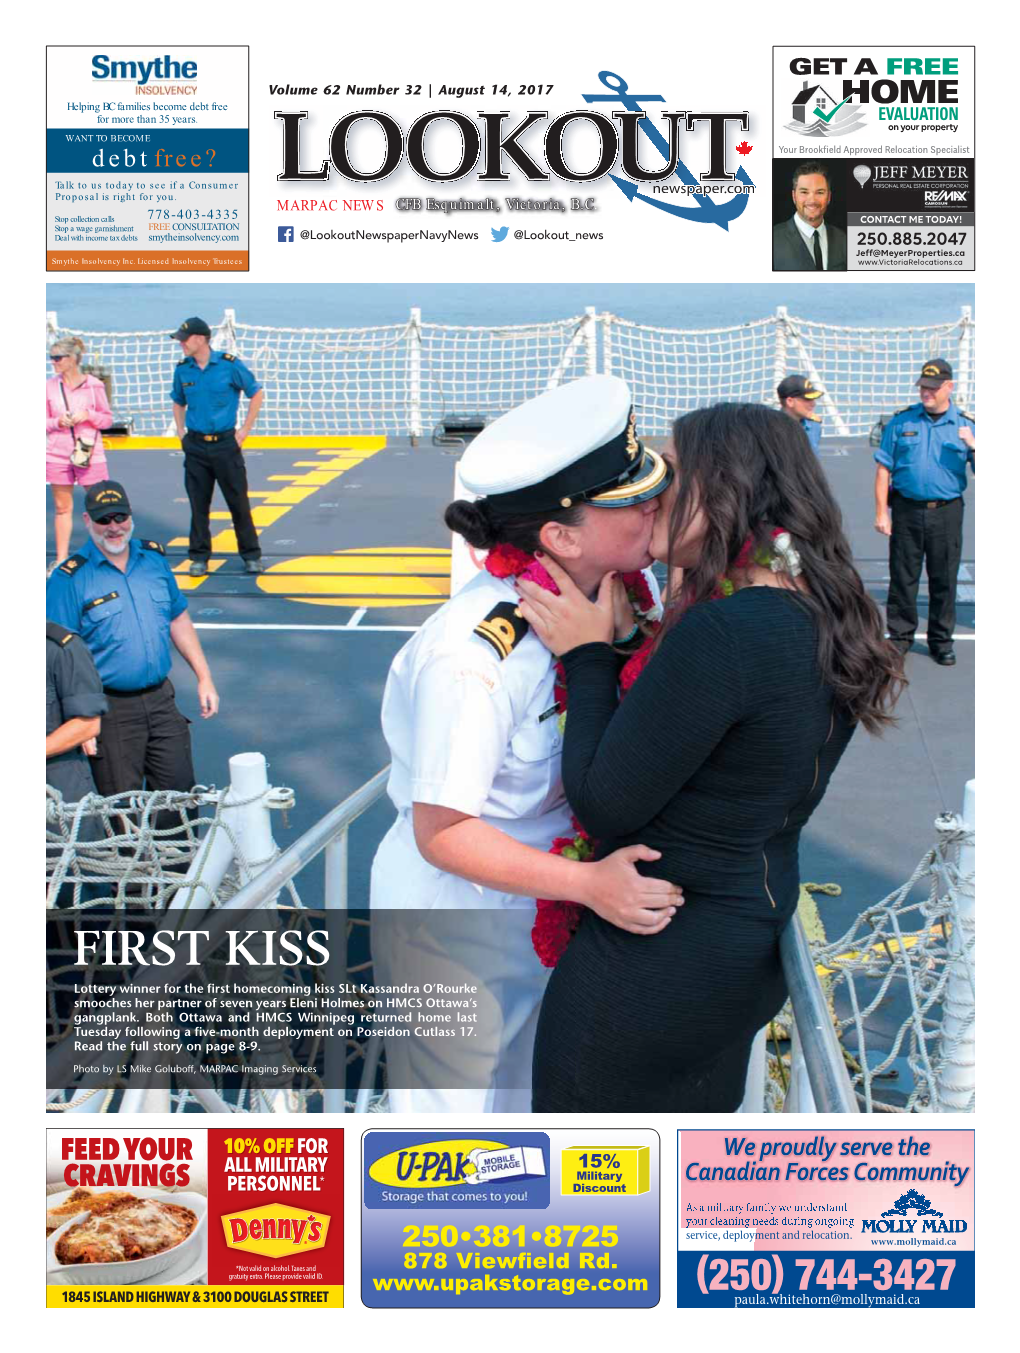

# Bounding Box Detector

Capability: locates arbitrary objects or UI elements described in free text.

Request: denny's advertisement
[46,1128,342,1307]
[361,1129,659,1308]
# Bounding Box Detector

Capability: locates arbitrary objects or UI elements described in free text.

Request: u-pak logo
[862,1190,967,1235]
[222,1204,331,1257]
[368,1139,547,1189]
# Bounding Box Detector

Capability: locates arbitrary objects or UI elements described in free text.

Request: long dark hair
[664,403,904,733]
[444,497,584,554]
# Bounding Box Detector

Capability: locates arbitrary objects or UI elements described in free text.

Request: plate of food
[46,1186,207,1285]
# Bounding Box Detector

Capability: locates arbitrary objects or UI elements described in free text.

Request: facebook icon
[278,226,294,242]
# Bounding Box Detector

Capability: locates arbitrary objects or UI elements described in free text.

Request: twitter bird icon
[491,226,509,242]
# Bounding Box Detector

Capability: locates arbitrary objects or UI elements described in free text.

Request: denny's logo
[222,1205,330,1258]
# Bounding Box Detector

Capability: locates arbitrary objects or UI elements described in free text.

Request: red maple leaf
[736,140,752,155]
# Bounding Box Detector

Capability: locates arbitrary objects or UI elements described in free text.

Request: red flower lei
[483,543,658,966]
[483,528,798,966]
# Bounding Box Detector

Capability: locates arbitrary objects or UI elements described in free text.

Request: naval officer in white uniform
[369,375,680,1112]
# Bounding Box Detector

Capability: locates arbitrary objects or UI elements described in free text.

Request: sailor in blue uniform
[46,481,219,794]
[170,317,265,576]
[777,374,823,455]
[874,358,975,666]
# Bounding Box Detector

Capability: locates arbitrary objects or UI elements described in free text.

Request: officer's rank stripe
[84,591,119,609]
[473,602,529,660]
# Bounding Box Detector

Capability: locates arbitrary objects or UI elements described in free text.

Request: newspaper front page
[23,7,1000,1338]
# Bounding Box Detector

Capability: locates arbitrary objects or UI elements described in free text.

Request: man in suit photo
[773,162,847,272]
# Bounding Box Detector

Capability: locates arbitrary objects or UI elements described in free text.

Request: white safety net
[416,315,595,434]
[232,319,412,436]
[767,814,975,1113]
[603,315,778,432]
[48,307,974,439]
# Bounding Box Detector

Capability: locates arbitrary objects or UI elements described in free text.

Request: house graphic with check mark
[791,81,839,123]
[786,79,866,138]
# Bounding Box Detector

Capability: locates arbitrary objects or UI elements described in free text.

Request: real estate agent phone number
[857,232,967,246]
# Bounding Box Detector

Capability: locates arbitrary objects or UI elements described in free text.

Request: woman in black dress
[517,403,904,1112]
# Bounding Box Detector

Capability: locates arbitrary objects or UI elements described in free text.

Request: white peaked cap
[458,375,671,513]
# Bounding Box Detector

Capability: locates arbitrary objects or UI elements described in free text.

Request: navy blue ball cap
[170,317,212,340]
[85,480,131,517]
[777,374,822,402]
[917,358,952,388]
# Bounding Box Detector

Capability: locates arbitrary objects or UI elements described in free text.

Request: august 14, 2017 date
[277,84,557,97]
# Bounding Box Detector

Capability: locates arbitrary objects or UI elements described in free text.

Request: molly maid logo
[862,1190,966,1235]
[882,1189,943,1219]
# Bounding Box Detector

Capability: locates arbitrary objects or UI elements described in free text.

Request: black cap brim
[587,448,673,508]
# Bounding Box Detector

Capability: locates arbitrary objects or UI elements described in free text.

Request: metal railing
[222,764,391,1113]
[766,783,975,1115]
[223,765,390,913]
[779,917,859,1113]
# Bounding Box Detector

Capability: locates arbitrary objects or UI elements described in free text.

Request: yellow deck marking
[289,459,365,469]
[257,487,324,506]
[258,547,451,608]
[818,924,950,974]
[173,557,227,590]
[208,507,292,526]
[266,471,344,487]
[152,440,387,590]
[210,529,240,553]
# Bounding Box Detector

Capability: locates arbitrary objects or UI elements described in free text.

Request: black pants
[90,680,195,796]
[886,492,964,653]
[183,431,261,561]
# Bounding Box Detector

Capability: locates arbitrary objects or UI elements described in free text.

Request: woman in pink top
[47,336,114,566]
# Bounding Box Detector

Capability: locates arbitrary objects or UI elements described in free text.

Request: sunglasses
[94,513,129,526]
[50,355,69,363]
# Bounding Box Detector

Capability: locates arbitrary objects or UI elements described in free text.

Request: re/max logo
[91,54,198,82]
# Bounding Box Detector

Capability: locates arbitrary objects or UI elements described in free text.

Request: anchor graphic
[583,71,753,231]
